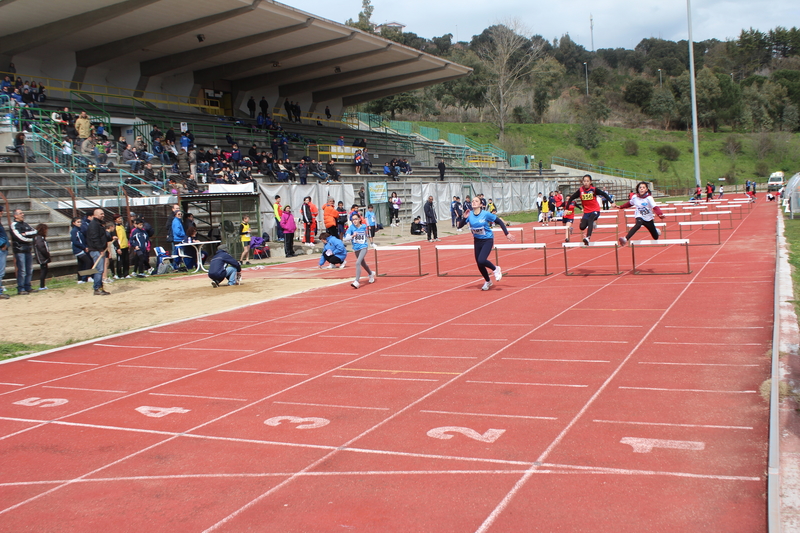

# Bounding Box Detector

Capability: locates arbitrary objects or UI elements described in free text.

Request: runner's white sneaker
[583,236,590,246]
[339,260,347,269]
[618,237,627,246]
[656,228,662,237]
[351,280,360,289]
[368,274,375,284]
[494,266,502,281]
[481,280,493,291]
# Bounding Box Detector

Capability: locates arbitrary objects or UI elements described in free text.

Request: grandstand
[0,0,644,283]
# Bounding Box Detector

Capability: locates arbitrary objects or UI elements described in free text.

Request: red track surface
[0,199,775,532]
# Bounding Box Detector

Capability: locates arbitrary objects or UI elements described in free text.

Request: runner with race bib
[343,212,374,289]
[563,174,616,245]
[617,181,665,245]
[458,197,516,291]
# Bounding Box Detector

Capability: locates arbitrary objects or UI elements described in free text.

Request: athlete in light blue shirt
[343,212,374,288]
[458,197,514,290]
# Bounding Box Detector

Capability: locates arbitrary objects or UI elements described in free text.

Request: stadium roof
[0,0,472,111]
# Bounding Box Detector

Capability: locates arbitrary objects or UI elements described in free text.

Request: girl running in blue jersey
[343,212,374,289]
[458,197,515,290]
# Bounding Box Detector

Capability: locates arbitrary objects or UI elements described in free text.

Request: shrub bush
[655,144,680,161]
[623,139,639,156]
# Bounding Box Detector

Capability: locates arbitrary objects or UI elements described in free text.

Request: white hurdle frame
[373,245,427,277]
[562,241,621,276]
[494,243,550,276]
[532,226,566,242]
[678,220,721,245]
[630,239,692,275]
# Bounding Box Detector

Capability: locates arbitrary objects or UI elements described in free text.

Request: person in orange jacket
[323,198,339,237]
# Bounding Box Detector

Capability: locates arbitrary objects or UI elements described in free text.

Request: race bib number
[637,205,651,217]
[471,226,486,236]
[581,193,594,201]
[352,232,366,244]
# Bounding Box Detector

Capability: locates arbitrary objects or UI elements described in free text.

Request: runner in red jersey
[563,174,615,245]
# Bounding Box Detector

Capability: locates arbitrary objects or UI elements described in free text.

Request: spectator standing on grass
[113,214,130,279]
[86,209,112,295]
[208,244,241,288]
[130,219,150,277]
[365,205,377,241]
[33,224,50,291]
[323,199,339,238]
[0,205,8,299]
[239,215,251,265]
[424,196,439,242]
[11,209,37,295]
[300,196,317,246]
[273,195,284,242]
[336,201,348,237]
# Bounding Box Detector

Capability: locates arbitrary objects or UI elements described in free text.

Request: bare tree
[475,20,543,137]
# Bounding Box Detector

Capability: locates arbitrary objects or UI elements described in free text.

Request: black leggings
[625,218,660,240]
[474,238,495,282]
[579,211,601,238]
[39,263,48,289]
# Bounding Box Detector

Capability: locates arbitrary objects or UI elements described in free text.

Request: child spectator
[33,224,50,290]
[238,215,251,265]
[130,219,150,277]
[365,204,377,240]
[70,216,91,283]
[411,216,424,235]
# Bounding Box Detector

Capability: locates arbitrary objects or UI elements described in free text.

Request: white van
[768,171,785,191]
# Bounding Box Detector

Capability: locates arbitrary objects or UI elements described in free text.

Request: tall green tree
[364,92,419,120]
[345,0,374,33]
[648,88,678,130]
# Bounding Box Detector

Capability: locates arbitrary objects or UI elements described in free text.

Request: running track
[0,199,775,531]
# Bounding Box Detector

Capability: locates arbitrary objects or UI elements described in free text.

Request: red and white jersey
[578,186,602,213]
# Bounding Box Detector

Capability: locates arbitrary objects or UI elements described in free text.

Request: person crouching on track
[318,232,347,269]
[208,244,241,288]
[564,174,616,245]
[617,181,666,245]
[343,212,373,289]
[458,197,515,291]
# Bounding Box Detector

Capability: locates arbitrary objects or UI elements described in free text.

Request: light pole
[687,0,701,188]
[658,68,662,88]
[583,62,589,96]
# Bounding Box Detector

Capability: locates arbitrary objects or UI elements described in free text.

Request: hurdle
[504,227,524,243]
[681,205,709,211]
[626,222,667,238]
[630,239,692,275]
[699,210,733,229]
[435,245,476,276]
[678,220,721,245]
[593,224,619,238]
[662,212,693,220]
[373,245,427,277]
[724,203,743,219]
[562,241,621,276]
[532,226,566,242]
[494,243,550,276]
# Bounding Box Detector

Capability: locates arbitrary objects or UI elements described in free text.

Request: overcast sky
[288,0,798,50]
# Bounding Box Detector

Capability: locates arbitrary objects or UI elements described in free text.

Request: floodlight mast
[686,0,701,188]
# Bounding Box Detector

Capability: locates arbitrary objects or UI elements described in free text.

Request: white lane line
[218,370,308,376]
[419,338,508,342]
[148,331,214,335]
[149,393,248,402]
[420,410,557,421]
[639,362,760,367]
[652,341,763,346]
[196,319,260,323]
[273,401,389,411]
[380,354,478,360]
[532,339,629,344]
[503,357,610,363]
[229,333,301,337]
[94,344,162,349]
[552,324,643,328]
[332,375,439,382]
[593,419,753,430]
[664,325,767,329]
[27,360,98,366]
[319,335,398,339]
[178,347,254,352]
[117,365,198,371]
[0,383,24,387]
[273,351,358,355]
[467,380,588,388]
[619,386,756,394]
[42,386,127,394]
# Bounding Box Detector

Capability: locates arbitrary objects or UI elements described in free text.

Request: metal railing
[551,156,653,182]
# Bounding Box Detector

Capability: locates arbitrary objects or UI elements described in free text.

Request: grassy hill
[417,122,800,189]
